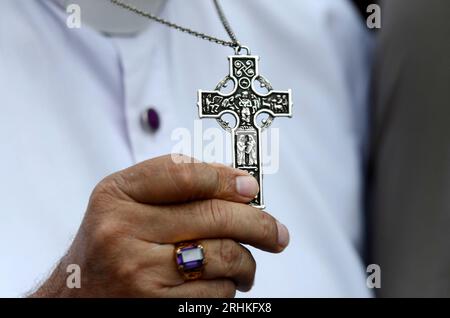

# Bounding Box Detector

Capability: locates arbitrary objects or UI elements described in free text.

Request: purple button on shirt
[142,107,160,132]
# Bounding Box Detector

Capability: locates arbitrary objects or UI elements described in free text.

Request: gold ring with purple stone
[175,242,205,280]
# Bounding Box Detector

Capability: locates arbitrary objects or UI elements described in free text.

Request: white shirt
[0,0,372,297]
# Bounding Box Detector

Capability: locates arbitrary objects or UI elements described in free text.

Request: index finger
[133,199,290,253]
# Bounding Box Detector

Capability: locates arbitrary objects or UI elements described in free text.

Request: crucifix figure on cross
[198,52,293,209]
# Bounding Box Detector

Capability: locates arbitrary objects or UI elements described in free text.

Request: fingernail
[235,175,259,198]
[276,221,290,248]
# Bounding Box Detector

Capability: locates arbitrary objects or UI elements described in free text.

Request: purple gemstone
[183,260,204,270]
[177,253,183,265]
[176,245,204,271]
[146,108,160,132]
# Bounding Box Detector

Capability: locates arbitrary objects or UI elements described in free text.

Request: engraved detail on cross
[198,55,292,208]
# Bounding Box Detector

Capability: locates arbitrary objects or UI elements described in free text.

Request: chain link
[211,0,239,47]
[109,0,241,49]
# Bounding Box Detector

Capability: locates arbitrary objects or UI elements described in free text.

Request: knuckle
[89,176,127,212]
[89,179,115,210]
[205,165,221,195]
[259,211,278,246]
[114,261,139,282]
[168,153,194,165]
[206,199,233,232]
[214,168,232,196]
[166,160,220,198]
[219,239,242,275]
[92,220,124,245]
[167,162,196,191]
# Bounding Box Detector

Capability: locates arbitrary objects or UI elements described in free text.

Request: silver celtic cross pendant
[198,51,293,209]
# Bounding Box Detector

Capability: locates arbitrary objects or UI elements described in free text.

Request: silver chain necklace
[110,0,246,53]
[110,0,293,209]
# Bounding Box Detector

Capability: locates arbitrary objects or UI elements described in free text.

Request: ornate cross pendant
[198,53,292,209]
